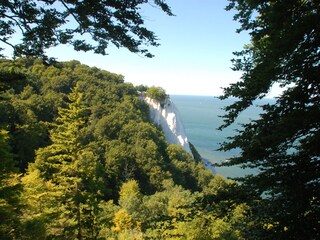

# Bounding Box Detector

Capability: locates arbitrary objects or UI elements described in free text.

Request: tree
[219,0,320,239]
[0,0,173,60]
[146,86,167,102]
[112,180,143,239]
[28,84,104,238]
[0,129,22,238]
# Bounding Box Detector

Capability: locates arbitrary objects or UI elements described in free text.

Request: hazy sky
[14,0,255,96]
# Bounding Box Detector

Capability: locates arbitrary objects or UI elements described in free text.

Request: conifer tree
[26,85,104,238]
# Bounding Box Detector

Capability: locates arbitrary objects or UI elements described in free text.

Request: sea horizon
[170,94,274,178]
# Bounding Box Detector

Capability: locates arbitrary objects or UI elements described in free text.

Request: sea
[171,95,275,179]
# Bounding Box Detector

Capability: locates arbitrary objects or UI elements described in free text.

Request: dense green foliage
[219,0,320,239]
[145,86,167,102]
[0,0,173,60]
[0,58,252,239]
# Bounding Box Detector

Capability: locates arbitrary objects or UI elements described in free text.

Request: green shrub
[146,86,167,102]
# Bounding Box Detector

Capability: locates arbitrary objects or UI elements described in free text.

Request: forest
[0,58,252,239]
[1,0,319,239]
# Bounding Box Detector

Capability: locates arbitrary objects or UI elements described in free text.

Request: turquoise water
[171,95,274,179]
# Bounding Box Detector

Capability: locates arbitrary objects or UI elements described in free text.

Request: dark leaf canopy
[221,0,320,124]
[220,0,320,238]
[0,0,173,60]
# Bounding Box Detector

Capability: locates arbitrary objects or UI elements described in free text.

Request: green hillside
[0,58,251,239]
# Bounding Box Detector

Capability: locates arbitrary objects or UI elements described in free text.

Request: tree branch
[60,0,84,34]
[2,13,25,34]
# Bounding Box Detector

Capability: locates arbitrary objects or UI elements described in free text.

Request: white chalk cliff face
[143,96,192,154]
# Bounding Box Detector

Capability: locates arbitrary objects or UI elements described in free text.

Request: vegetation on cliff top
[145,86,167,102]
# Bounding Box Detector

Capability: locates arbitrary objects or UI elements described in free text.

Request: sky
[46,0,254,97]
[5,0,264,96]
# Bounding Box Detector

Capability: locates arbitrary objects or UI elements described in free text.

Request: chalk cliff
[143,95,216,173]
[143,96,192,154]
